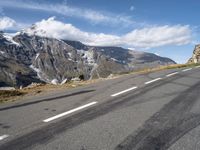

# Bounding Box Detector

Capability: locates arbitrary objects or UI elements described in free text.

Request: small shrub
[79,74,85,80]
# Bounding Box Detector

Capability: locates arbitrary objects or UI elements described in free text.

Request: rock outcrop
[188,44,200,63]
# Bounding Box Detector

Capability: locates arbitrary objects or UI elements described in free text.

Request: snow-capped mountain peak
[20,24,47,37]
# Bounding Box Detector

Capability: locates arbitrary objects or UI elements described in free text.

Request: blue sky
[0,0,199,63]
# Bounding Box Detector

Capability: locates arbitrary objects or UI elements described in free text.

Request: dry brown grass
[0,81,90,103]
[0,90,26,103]
[106,63,200,80]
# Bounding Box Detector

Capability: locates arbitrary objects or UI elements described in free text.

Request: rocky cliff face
[188,44,200,63]
[0,31,175,87]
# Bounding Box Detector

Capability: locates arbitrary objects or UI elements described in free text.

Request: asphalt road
[0,66,200,150]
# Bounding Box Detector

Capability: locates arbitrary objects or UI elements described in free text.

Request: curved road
[0,66,200,150]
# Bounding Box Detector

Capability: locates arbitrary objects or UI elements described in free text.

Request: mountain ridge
[0,31,175,88]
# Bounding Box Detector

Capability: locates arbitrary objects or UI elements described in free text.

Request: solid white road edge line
[166,72,179,77]
[145,78,162,85]
[111,86,138,97]
[43,102,98,122]
[0,134,9,141]
[182,68,192,72]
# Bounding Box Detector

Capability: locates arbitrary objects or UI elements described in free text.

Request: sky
[0,0,199,63]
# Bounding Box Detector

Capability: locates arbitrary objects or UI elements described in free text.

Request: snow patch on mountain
[0,51,5,55]
[77,49,96,65]
[111,57,120,62]
[3,34,20,46]
[30,65,40,73]
[35,53,40,60]
[68,52,72,58]
[30,64,50,83]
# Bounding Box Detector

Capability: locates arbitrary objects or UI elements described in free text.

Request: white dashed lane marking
[111,86,138,97]
[0,135,9,141]
[182,68,192,72]
[144,78,162,85]
[43,102,98,122]
[166,72,179,77]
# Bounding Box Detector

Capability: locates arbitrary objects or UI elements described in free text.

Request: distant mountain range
[0,27,175,88]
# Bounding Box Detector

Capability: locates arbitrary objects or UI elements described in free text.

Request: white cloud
[24,17,192,49]
[1,0,134,26]
[24,17,121,46]
[0,17,16,30]
[122,25,192,48]
[0,16,29,31]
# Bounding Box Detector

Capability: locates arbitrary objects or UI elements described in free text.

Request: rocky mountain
[188,44,200,63]
[0,30,175,88]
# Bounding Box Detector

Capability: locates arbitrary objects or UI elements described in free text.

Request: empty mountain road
[1,66,200,150]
